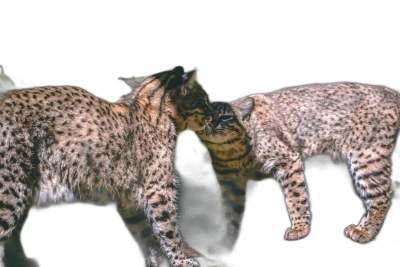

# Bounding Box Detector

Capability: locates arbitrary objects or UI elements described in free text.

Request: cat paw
[181,242,201,257]
[344,224,375,243]
[284,226,310,240]
[146,247,163,267]
[177,259,200,267]
[207,243,231,255]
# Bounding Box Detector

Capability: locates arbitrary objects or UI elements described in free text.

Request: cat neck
[113,99,177,140]
[204,135,256,172]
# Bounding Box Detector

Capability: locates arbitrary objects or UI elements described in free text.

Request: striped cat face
[196,97,255,145]
[120,66,214,132]
[174,74,214,132]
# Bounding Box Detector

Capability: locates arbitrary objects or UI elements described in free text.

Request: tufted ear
[167,66,196,95]
[172,65,185,74]
[232,97,255,122]
[179,70,197,95]
[119,76,149,91]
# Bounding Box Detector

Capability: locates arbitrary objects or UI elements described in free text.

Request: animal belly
[35,180,75,206]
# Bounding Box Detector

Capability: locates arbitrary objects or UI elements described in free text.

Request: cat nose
[210,119,218,128]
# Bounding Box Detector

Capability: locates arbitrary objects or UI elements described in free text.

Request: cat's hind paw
[284,226,309,240]
[344,224,375,243]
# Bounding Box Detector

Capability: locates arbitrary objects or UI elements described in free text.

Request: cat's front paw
[181,242,201,257]
[344,224,376,243]
[179,259,200,267]
[284,225,310,240]
[146,247,163,267]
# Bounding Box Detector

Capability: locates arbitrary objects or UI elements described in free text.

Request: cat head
[196,97,254,145]
[119,66,214,132]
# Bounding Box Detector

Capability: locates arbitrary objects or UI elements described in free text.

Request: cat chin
[196,130,229,144]
[204,135,231,144]
[187,121,207,131]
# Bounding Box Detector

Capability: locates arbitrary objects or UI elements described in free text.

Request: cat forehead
[212,102,235,116]
[188,81,208,96]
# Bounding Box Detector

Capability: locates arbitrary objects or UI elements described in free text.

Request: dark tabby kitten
[196,83,399,252]
[0,66,213,267]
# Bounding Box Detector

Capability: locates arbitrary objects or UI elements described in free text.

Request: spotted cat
[196,83,399,252]
[0,66,213,267]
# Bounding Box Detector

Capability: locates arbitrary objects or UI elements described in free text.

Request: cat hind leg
[2,208,39,267]
[345,149,392,243]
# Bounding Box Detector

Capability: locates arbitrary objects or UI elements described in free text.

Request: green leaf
[0,73,15,91]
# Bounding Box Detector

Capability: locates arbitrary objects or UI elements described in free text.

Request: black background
[0,6,400,266]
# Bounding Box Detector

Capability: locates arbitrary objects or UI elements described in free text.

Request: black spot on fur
[155,211,170,222]
[166,230,174,239]
[0,219,10,231]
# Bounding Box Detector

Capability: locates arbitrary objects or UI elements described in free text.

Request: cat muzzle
[203,115,213,125]
[210,119,219,128]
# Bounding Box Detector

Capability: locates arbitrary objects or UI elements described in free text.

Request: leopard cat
[0,66,213,267]
[195,82,400,252]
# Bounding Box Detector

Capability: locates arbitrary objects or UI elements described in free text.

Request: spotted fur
[196,83,399,252]
[0,66,213,267]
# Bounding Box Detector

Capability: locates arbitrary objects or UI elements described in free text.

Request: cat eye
[219,116,232,122]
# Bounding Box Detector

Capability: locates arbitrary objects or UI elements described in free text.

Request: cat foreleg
[137,166,199,267]
[117,198,162,266]
[274,156,311,240]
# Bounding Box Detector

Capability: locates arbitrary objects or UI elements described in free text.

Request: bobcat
[0,66,213,267]
[196,82,399,252]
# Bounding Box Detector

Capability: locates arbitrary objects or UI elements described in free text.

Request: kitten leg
[345,149,392,243]
[209,176,247,254]
[273,156,311,240]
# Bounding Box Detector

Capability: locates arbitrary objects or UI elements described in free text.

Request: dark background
[0,7,400,266]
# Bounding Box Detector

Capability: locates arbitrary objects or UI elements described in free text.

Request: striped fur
[0,66,212,267]
[196,83,400,252]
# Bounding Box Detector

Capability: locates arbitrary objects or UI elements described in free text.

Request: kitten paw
[207,243,231,255]
[344,224,375,243]
[284,226,309,240]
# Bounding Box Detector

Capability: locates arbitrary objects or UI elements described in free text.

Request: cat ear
[172,65,185,74]
[119,76,148,91]
[232,97,255,122]
[180,70,197,95]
